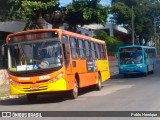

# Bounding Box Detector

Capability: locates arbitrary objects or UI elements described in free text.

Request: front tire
[70,78,78,99]
[124,74,128,78]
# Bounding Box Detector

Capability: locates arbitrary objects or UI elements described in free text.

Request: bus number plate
[30,86,39,90]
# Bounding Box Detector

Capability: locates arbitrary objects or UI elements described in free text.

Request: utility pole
[154,18,157,48]
[132,6,135,46]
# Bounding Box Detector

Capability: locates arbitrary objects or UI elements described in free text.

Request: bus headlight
[137,64,142,68]
[10,79,20,85]
[50,73,63,83]
[120,66,124,69]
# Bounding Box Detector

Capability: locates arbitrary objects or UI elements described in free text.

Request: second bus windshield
[120,50,143,65]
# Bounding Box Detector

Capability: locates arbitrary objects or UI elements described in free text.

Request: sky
[59,0,111,6]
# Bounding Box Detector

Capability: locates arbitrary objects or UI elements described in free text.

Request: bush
[105,36,128,56]
[93,29,129,56]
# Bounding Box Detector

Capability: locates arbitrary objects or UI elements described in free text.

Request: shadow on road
[0,94,68,105]
[110,72,154,79]
[0,86,101,105]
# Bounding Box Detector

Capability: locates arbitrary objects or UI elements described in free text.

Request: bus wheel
[70,78,78,99]
[27,94,37,102]
[95,73,102,91]
[151,65,154,74]
[124,74,128,78]
[144,66,148,76]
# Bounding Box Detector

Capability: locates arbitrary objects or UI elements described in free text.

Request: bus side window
[84,40,91,59]
[70,37,79,59]
[95,43,100,59]
[91,42,96,59]
[102,44,106,59]
[98,44,101,59]
[78,39,85,59]
[62,35,70,67]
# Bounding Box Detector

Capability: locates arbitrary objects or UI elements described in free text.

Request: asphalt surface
[109,59,119,76]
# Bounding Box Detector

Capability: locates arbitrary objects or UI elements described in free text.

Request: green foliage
[9,0,59,20]
[7,0,109,30]
[0,0,11,21]
[111,0,160,40]
[93,29,128,55]
[93,29,108,40]
[65,2,109,27]
[105,36,128,55]
[111,2,132,26]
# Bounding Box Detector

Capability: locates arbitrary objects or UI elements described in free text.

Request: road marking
[75,98,87,101]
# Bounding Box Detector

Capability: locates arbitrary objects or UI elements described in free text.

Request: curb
[0,95,19,100]
[110,71,119,76]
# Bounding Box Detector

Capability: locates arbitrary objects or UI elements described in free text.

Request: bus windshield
[120,50,142,65]
[8,39,62,72]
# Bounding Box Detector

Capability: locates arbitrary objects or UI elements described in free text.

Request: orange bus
[3,29,110,102]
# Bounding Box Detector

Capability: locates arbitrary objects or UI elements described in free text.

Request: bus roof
[61,29,91,40]
[7,28,105,44]
[91,38,105,44]
[119,45,156,49]
[62,29,105,44]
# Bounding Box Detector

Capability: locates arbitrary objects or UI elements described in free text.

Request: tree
[93,29,108,40]
[0,0,11,21]
[8,0,109,31]
[9,0,60,29]
[111,0,160,42]
[110,2,132,26]
[93,29,127,55]
[65,1,109,31]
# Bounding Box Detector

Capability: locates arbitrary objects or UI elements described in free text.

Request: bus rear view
[117,46,156,77]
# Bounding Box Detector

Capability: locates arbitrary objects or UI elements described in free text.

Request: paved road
[0,58,160,120]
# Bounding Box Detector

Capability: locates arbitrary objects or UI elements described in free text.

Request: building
[76,23,131,42]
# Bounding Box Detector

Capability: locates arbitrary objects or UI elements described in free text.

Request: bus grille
[23,85,48,92]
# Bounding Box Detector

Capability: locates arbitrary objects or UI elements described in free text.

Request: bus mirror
[116,53,118,58]
[144,53,148,58]
[1,44,8,69]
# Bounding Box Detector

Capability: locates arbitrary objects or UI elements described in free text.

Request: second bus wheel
[27,94,38,102]
[70,78,78,99]
[144,66,148,76]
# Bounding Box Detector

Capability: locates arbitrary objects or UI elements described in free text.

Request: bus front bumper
[10,78,67,95]
[119,67,146,75]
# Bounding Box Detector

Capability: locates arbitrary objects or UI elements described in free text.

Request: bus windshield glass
[8,36,62,72]
[120,50,142,65]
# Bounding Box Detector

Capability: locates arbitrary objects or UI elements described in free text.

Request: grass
[0,90,10,98]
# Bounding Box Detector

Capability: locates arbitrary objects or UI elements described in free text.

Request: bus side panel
[65,74,75,90]
[96,59,110,82]
[78,72,98,88]
[66,60,98,88]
